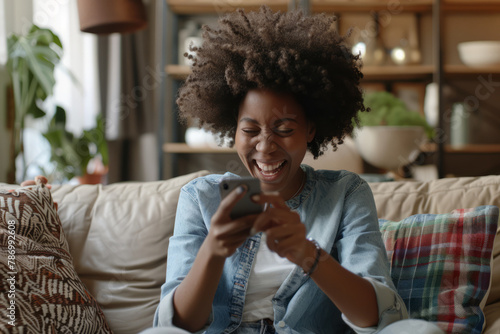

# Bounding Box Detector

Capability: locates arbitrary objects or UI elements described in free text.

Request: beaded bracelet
[304,238,322,276]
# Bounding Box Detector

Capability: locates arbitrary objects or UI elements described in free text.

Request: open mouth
[254,160,287,177]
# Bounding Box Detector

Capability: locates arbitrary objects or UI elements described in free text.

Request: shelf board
[444,64,500,76]
[311,0,434,13]
[164,142,236,154]
[166,64,435,81]
[167,0,289,14]
[362,65,434,80]
[165,65,191,80]
[445,144,500,153]
[422,143,500,153]
[443,0,500,12]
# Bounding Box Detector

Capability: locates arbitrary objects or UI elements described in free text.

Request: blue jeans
[139,319,443,334]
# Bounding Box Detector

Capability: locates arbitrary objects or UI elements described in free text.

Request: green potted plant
[42,106,109,184]
[353,91,433,175]
[6,24,63,183]
[356,91,433,135]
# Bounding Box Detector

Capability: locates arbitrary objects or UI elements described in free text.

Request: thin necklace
[290,169,306,199]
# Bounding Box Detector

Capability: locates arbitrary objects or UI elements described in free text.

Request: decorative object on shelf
[391,38,421,65]
[353,91,432,176]
[458,41,500,67]
[178,20,202,66]
[42,107,109,184]
[185,122,230,149]
[450,103,470,148]
[185,127,218,148]
[423,83,439,128]
[5,24,63,183]
[352,13,386,66]
[390,15,421,66]
[354,126,426,174]
[77,0,147,34]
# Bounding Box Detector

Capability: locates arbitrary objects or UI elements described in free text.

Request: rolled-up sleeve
[342,277,408,333]
[153,288,177,327]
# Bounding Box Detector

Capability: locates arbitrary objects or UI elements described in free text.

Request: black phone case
[219,177,263,219]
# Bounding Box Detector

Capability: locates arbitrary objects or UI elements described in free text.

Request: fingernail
[263,191,280,196]
[237,185,246,194]
[250,227,257,236]
[251,194,260,201]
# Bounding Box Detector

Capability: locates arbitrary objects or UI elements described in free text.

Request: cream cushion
[50,170,209,334]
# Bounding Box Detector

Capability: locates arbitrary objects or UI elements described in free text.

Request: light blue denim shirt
[154,165,408,333]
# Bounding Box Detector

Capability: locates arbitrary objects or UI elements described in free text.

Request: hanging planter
[76,0,147,35]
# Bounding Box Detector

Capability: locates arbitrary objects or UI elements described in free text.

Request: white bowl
[353,126,426,172]
[458,41,500,67]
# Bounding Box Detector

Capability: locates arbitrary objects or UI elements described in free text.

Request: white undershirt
[242,233,295,322]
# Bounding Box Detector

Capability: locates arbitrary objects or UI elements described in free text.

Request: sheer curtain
[11,0,100,183]
[33,0,100,134]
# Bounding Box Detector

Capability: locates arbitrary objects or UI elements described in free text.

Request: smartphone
[219,176,263,219]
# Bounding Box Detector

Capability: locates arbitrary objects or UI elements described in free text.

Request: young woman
[152,6,408,334]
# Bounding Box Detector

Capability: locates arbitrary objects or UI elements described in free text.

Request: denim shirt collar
[286,164,315,210]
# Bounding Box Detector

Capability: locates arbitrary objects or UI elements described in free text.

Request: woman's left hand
[20,175,52,189]
[251,193,312,267]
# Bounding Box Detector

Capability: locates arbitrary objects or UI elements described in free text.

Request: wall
[0,0,9,182]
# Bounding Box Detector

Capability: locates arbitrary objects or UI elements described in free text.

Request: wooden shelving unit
[161,0,500,178]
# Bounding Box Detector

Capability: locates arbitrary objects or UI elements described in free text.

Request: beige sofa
[36,171,500,333]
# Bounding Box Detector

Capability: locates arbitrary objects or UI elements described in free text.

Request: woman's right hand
[205,185,257,259]
[20,176,57,211]
[20,175,52,189]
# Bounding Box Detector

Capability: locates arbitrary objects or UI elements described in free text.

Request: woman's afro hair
[176,6,366,158]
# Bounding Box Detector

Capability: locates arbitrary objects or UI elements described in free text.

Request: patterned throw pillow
[379,205,499,334]
[0,185,112,333]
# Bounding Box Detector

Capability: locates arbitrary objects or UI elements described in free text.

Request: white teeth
[256,161,284,172]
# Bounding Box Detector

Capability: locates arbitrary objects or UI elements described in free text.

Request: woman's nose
[255,133,276,153]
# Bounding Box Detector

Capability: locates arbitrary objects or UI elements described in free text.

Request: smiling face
[234,89,316,200]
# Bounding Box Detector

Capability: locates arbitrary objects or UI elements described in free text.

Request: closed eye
[274,126,294,136]
[241,128,260,135]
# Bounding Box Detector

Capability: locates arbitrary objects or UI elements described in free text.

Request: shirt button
[395,302,401,311]
[278,320,286,328]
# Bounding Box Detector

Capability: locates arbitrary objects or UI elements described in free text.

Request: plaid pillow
[379,205,499,334]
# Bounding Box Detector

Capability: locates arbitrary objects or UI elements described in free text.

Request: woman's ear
[307,122,316,143]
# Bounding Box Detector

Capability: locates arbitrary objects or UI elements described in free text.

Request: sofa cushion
[379,205,499,334]
[50,170,209,334]
[0,184,112,333]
